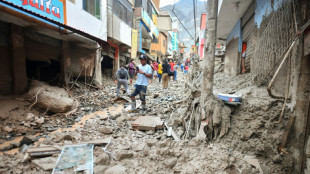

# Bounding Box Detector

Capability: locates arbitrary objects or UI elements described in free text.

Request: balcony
[134,7,159,40]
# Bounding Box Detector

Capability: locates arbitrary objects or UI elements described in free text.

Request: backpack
[119,68,127,79]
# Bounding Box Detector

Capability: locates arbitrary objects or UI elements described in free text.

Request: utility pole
[202,0,218,99]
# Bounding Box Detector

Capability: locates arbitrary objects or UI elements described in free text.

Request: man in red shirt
[169,60,174,81]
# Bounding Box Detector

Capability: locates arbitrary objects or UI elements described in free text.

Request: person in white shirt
[129,54,152,114]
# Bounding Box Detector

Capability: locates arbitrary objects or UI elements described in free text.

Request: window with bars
[82,0,101,20]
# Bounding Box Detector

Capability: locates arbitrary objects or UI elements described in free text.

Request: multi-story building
[150,10,172,62]
[132,0,159,62]
[106,0,133,76]
[0,0,108,95]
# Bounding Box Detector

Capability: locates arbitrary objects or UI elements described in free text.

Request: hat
[139,54,147,60]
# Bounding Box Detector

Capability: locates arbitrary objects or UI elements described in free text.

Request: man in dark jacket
[162,60,170,89]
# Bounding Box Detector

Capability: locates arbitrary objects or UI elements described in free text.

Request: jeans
[158,73,162,82]
[174,70,177,81]
[130,85,147,101]
[117,79,129,96]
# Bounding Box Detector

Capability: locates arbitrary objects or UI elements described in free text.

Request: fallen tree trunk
[26,80,79,113]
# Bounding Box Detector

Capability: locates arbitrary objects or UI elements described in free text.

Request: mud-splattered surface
[0,66,293,173]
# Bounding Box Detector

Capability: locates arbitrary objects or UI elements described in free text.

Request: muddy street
[0,63,293,173]
[0,0,309,173]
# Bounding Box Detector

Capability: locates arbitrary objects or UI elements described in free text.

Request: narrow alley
[0,0,310,174]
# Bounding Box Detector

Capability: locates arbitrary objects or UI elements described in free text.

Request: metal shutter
[242,16,254,72]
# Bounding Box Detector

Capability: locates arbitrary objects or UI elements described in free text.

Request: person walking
[173,61,178,81]
[130,54,152,114]
[152,60,158,80]
[169,60,174,81]
[115,66,130,97]
[157,61,163,83]
[162,60,170,89]
[128,60,136,84]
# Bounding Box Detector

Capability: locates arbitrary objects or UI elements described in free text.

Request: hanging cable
[193,0,197,41]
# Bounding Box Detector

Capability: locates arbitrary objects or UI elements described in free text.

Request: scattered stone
[25,113,35,121]
[146,130,155,135]
[101,127,113,134]
[104,165,126,174]
[20,136,33,146]
[95,153,110,165]
[35,117,45,124]
[115,150,134,161]
[2,126,13,133]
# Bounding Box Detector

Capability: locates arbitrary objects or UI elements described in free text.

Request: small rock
[25,113,35,121]
[115,150,134,161]
[146,139,157,147]
[101,127,113,134]
[146,130,155,135]
[24,123,31,127]
[19,144,29,153]
[104,165,126,174]
[20,136,33,146]
[95,153,110,165]
[3,126,13,133]
[35,117,45,124]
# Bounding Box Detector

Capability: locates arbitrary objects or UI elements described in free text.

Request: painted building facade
[0,0,108,95]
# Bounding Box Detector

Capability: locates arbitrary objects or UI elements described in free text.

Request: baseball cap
[139,54,147,60]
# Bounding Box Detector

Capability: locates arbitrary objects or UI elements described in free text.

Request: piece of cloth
[116,79,129,96]
[162,73,169,88]
[162,63,170,74]
[158,64,163,74]
[130,85,147,101]
[135,64,152,86]
[158,73,162,83]
[115,67,129,80]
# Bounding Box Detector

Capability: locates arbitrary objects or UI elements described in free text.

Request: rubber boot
[140,103,147,115]
[129,100,136,113]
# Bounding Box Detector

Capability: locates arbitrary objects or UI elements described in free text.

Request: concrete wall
[224,38,240,76]
[157,16,172,31]
[107,13,132,47]
[66,0,107,41]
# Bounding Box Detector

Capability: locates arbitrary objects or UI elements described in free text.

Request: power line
[193,0,196,42]
[171,10,195,41]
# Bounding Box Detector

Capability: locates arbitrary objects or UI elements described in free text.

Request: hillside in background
[161,0,207,53]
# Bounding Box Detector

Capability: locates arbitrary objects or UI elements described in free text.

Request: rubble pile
[0,66,294,173]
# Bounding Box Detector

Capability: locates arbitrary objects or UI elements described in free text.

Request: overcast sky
[159,0,180,8]
[160,0,208,8]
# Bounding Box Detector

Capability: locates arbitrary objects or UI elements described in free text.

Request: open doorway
[101,55,113,78]
[26,59,60,85]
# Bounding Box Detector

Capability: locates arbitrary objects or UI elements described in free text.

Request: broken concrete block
[32,157,57,171]
[25,113,35,121]
[35,117,45,124]
[86,137,111,146]
[131,116,163,131]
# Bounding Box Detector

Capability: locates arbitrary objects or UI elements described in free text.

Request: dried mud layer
[0,68,293,173]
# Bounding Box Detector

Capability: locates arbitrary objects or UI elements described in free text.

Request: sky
[159,0,208,8]
[159,0,180,8]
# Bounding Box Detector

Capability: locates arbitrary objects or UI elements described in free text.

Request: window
[113,0,133,27]
[82,0,101,19]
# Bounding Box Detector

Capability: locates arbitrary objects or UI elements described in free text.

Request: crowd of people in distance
[114,54,191,114]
